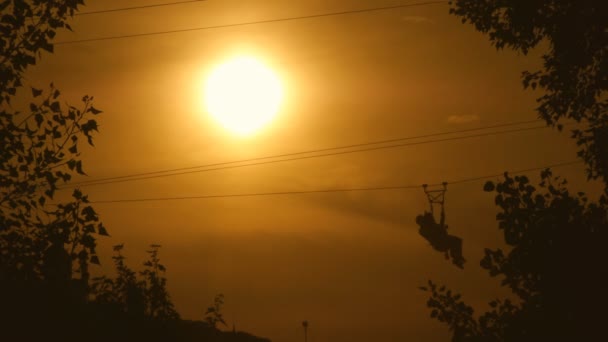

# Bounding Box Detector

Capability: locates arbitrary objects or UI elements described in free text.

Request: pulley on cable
[415,182,466,269]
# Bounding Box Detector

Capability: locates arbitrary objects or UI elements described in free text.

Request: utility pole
[302,320,309,342]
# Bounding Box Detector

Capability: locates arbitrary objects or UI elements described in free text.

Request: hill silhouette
[1,245,271,342]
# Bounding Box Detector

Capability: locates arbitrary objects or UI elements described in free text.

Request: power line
[62,123,559,189]
[68,119,541,187]
[68,125,556,188]
[448,160,581,185]
[56,0,448,45]
[75,0,208,16]
[89,160,583,204]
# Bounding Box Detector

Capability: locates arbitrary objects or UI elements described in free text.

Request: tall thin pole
[302,320,308,342]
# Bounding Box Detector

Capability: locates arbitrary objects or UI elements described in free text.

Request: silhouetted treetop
[205,293,227,329]
[449,0,608,183]
[1,0,104,288]
[421,170,608,340]
[91,245,179,320]
[0,0,84,103]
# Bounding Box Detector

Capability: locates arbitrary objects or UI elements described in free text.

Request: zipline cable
[62,123,558,189]
[67,119,542,188]
[89,160,583,204]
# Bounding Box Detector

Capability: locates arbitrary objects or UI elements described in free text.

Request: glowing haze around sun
[204,56,283,136]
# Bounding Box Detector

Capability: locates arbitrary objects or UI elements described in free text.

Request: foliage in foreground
[421,172,608,340]
[449,0,608,183]
[1,2,269,341]
[418,2,608,340]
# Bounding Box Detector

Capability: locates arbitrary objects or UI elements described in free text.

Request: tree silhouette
[417,2,608,340]
[141,245,180,320]
[421,172,608,340]
[90,244,179,320]
[90,244,146,316]
[0,2,110,339]
[448,0,608,183]
[205,293,227,329]
[1,0,103,298]
[0,0,84,102]
[1,3,269,341]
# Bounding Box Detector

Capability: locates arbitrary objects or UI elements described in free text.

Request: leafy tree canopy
[1,0,84,103]
[449,0,608,182]
[418,2,608,340]
[1,0,103,288]
[422,172,608,340]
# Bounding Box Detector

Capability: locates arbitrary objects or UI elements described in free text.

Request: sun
[204,56,283,136]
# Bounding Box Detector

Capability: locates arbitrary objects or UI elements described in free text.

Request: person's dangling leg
[447,235,465,268]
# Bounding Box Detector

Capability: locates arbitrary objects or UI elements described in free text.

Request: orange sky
[20,1,601,341]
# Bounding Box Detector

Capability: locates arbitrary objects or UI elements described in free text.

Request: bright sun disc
[204,56,283,136]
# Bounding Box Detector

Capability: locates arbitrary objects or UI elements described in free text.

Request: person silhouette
[415,211,465,268]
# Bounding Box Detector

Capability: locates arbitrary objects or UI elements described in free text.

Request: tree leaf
[98,224,109,236]
[89,106,102,115]
[90,255,100,265]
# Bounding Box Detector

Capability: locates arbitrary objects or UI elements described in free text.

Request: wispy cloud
[447,114,480,124]
[401,16,435,24]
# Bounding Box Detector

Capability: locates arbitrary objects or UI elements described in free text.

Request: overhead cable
[68,119,541,188]
[56,1,448,45]
[89,160,583,204]
[63,123,565,189]
[75,0,208,16]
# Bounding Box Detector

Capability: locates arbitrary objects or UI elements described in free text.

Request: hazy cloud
[401,16,435,24]
[447,114,480,124]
